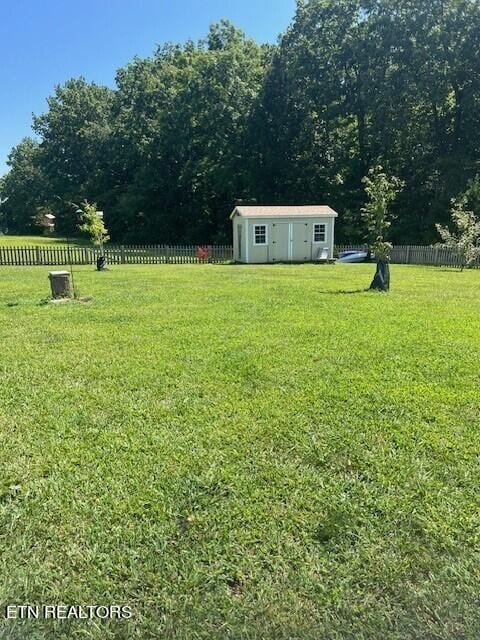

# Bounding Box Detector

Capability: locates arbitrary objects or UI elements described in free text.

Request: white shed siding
[230,205,338,264]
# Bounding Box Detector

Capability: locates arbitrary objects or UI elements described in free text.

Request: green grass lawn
[0,264,479,639]
[0,234,88,247]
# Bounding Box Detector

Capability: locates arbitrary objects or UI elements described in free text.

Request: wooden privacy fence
[335,245,480,268]
[0,244,234,266]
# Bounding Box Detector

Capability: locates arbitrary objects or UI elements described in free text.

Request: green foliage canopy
[436,177,480,269]
[361,166,404,259]
[78,200,110,246]
[2,5,480,244]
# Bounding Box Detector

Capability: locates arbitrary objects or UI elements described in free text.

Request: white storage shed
[231,205,338,263]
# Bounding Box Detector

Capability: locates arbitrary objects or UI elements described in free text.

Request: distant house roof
[44,213,56,220]
[230,205,338,219]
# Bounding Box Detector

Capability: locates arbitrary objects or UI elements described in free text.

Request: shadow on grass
[319,288,369,295]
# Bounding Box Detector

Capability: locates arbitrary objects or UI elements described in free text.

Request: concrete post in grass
[48,271,72,299]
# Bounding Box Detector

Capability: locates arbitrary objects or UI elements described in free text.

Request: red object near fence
[196,245,210,262]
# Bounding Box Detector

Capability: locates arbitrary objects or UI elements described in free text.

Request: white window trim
[313,222,326,244]
[253,224,268,246]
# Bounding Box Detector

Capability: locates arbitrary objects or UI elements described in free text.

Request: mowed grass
[0,263,479,639]
[0,234,88,247]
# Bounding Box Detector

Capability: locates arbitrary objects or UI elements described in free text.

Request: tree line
[1,0,480,245]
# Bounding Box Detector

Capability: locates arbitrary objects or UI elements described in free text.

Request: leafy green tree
[366,0,480,241]
[0,138,46,233]
[3,7,480,244]
[249,0,364,222]
[250,0,480,244]
[33,78,114,234]
[78,200,109,246]
[110,21,268,243]
[436,177,480,269]
[361,166,404,290]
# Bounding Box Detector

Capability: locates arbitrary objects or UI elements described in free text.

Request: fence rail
[0,243,477,268]
[0,244,234,266]
[335,244,480,268]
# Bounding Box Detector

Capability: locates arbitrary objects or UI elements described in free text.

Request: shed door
[271,223,289,262]
[291,223,309,261]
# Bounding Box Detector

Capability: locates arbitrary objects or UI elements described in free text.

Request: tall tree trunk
[452,84,463,152]
[369,259,390,291]
[356,102,368,176]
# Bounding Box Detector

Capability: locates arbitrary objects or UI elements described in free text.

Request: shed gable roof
[230,205,338,219]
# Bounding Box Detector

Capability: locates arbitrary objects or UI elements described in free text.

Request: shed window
[254,225,267,245]
[313,223,326,243]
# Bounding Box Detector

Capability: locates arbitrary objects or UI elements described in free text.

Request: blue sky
[0,0,296,176]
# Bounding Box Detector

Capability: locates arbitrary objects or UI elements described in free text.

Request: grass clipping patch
[40,295,93,305]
